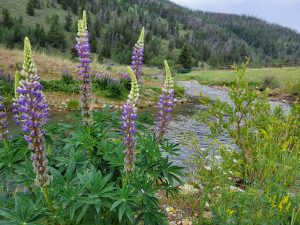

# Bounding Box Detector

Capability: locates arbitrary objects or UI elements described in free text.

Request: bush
[61,68,74,84]
[290,80,300,97]
[119,73,131,91]
[174,84,185,98]
[192,61,300,224]
[261,75,279,90]
[93,73,129,100]
[104,83,126,100]
[67,99,79,110]
[177,68,191,74]
[41,79,80,93]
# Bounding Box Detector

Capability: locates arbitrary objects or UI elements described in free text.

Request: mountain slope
[0,0,299,67]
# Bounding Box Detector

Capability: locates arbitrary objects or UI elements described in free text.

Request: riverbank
[175,67,300,103]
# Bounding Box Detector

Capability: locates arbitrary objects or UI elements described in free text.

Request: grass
[175,67,300,98]
[175,67,300,85]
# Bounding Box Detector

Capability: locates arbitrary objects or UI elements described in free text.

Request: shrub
[41,79,80,93]
[61,68,74,84]
[191,60,300,224]
[261,75,279,90]
[103,83,126,100]
[93,73,128,99]
[67,99,79,110]
[174,84,185,98]
[119,73,131,91]
[290,80,300,97]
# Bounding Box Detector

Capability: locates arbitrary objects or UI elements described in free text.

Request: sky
[171,0,300,33]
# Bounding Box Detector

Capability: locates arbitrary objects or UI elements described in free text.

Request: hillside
[0,0,300,67]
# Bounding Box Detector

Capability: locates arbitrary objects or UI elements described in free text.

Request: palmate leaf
[137,133,161,164]
[14,159,36,186]
[111,185,138,224]
[100,141,125,168]
[157,157,184,186]
[77,166,115,199]
[0,137,28,177]
[131,179,159,208]
[135,207,167,225]
[0,194,46,225]
[160,141,181,156]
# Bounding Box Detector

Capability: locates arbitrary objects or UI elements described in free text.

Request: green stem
[3,140,9,150]
[41,187,54,212]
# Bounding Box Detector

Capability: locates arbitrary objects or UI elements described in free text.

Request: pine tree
[33,23,46,47]
[94,19,101,37]
[47,14,66,49]
[26,0,35,16]
[178,45,193,70]
[64,11,72,32]
[71,0,78,14]
[2,8,14,28]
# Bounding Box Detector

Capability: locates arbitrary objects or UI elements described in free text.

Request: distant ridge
[0,0,299,67]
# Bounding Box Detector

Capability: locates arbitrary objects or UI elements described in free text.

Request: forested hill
[0,0,300,67]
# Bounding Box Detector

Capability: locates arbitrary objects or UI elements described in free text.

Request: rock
[179,183,199,195]
[203,211,212,219]
[204,166,211,171]
[166,206,175,213]
[182,219,192,225]
[229,185,245,192]
[205,202,210,210]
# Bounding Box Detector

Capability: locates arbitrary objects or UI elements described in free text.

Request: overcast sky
[171,0,300,33]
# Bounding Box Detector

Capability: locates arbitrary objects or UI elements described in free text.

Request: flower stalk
[76,10,93,125]
[17,37,51,188]
[156,60,175,143]
[131,27,144,83]
[121,66,139,173]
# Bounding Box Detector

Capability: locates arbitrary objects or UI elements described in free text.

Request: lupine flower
[17,37,50,187]
[76,10,93,125]
[131,27,144,83]
[119,73,130,81]
[12,70,21,124]
[156,60,175,143]
[121,66,139,173]
[0,95,8,141]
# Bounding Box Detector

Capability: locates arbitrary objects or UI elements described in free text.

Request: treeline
[0,0,300,69]
[0,8,67,50]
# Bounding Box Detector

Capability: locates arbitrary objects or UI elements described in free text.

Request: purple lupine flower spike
[0,95,8,141]
[76,11,93,125]
[121,67,139,173]
[131,27,144,83]
[156,60,175,143]
[17,37,51,187]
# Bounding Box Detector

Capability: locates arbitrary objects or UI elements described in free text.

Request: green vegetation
[1,0,300,67]
[0,109,183,224]
[66,99,79,110]
[174,84,185,98]
[41,79,80,94]
[186,62,300,224]
[177,44,193,72]
[176,66,300,97]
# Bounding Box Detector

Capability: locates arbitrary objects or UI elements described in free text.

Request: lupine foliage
[0,12,182,225]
